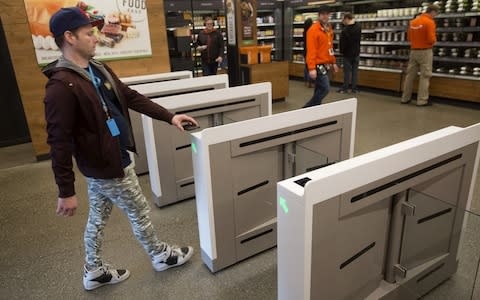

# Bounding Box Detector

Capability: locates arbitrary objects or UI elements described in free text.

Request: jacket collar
[42,56,122,108]
[42,56,107,81]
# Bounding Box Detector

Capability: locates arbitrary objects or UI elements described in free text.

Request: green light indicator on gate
[279,197,289,214]
[191,143,197,154]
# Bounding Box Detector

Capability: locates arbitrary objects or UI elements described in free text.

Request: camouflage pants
[84,163,165,268]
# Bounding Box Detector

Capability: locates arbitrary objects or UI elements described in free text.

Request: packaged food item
[106,33,123,43]
[459,66,472,75]
[126,27,140,38]
[98,36,115,48]
[119,13,135,31]
[102,13,122,35]
[448,68,458,75]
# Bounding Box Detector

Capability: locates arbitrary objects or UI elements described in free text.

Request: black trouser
[202,62,218,76]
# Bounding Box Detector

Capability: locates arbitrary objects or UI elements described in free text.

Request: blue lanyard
[88,64,111,119]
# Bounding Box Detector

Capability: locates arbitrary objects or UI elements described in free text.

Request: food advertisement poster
[23,0,152,65]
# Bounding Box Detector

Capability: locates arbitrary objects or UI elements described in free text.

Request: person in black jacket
[338,12,361,93]
[196,17,224,76]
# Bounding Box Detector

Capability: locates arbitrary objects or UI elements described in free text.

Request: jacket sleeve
[218,31,224,58]
[329,29,337,64]
[339,30,346,55]
[306,27,317,71]
[426,20,437,46]
[44,79,76,198]
[197,31,205,46]
[104,65,175,124]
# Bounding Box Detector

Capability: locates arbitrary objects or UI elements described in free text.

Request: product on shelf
[438,47,449,56]
[464,48,478,58]
[257,15,274,24]
[460,65,472,75]
[257,29,275,37]
[293,28,304,35]
[473,67,480,75]
[449,67,459,74]
[436,66,447,73]
[473,0,479,11]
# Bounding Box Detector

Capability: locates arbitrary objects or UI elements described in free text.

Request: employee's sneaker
[337,88,347,94]
[152,245,194,272]
[83,264,130,291]
[416,101,432,107]
[351,89,359,94]
[400,99,411,104]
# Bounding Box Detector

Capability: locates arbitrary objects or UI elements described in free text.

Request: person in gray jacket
[43,7,197,291]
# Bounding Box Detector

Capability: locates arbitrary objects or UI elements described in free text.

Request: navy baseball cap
[49,7,104,37]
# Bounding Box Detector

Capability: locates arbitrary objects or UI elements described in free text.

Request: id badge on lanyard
[88,65,120,137]
[106,119,120,137]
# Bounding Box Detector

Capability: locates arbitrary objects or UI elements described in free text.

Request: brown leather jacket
[43,57,174,198]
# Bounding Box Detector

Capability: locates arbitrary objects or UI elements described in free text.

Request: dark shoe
[351,89,359,94]
[337,89,347,94]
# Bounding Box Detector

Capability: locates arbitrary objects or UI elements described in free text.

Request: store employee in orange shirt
[304,5,338,108]
[401,4,439,106]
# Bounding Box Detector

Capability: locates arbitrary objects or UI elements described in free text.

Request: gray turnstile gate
[142,82,272,207]
[192,99,357,272]
[277,123,480,300]
[127,74,229,174]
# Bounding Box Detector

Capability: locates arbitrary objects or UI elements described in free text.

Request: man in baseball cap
[42,6,197,291]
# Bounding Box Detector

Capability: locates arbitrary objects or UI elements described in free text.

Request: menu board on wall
[24,0,153,65]
[237,0,256,46]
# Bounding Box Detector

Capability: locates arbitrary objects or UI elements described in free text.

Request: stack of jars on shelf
[433,0,479,13]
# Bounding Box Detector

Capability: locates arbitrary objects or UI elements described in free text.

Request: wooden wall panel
[332,69,403,92]
[0,1,171,158]
[289,62,304,78]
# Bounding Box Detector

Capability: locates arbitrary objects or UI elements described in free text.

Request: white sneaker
[152,245,194,272]
[83,264,130,291]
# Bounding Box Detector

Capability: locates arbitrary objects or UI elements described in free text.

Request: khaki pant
[401,48,433,105]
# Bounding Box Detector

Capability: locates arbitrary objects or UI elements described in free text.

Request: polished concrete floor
[1,80,480,299]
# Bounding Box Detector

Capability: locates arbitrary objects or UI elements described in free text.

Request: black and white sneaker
[83,264,130,291]
[152,245,194,272]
